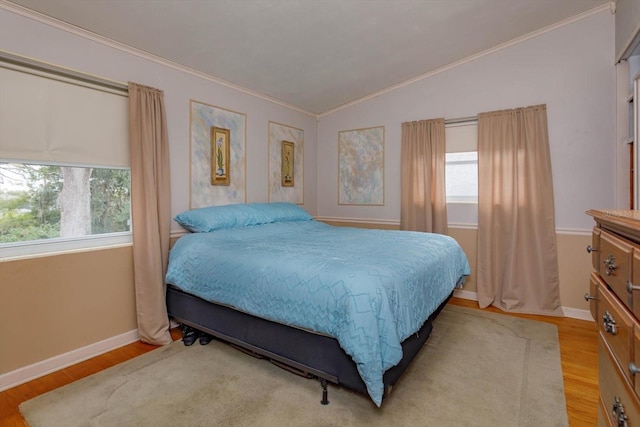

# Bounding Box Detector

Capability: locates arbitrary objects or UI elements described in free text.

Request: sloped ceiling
[6,0,610,115]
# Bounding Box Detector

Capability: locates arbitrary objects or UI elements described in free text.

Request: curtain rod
[0,50,128,92]
[444,115,477,125]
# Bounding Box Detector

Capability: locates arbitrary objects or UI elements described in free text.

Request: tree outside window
[0,163,131,243]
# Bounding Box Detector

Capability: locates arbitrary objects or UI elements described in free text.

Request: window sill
[0,232,132,261]
[446,200,478,205]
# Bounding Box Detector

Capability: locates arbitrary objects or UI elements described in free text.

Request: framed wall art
[211,126,230,186]
[281,141,294,187]
[338,126,384,205]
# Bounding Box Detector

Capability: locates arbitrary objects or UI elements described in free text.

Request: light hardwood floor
[0,297,598,426]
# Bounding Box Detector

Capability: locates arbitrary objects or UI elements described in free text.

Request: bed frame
[166,285,451,405]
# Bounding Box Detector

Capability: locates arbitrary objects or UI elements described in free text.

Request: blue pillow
[174,202,313,232]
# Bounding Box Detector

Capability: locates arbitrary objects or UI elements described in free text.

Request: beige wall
[0,246,137,374]
[555,232,594,312]
[447,228,477,294]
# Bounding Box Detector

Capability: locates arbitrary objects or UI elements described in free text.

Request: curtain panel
[476,104,563,316]
[128,82,172,345]
[400,118,448,234]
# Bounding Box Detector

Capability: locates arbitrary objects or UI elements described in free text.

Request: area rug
[20,305,568,427]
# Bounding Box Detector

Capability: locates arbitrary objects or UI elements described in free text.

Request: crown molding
[0,0,318,118]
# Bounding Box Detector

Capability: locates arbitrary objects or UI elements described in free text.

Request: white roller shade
[445,122,477,153]
[0,62,129,167]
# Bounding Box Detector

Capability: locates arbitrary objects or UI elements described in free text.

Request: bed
[165,202,470,407]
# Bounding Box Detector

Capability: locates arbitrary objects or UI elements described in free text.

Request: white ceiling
[7,0,610,115]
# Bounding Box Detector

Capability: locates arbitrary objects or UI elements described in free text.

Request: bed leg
[320,378,329,405]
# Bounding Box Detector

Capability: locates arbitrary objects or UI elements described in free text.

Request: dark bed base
[166,285,451,405]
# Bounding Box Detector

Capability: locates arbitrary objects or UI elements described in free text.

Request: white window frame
[0,233,132,261]
[445,120,478,227]
[445,151,478,203]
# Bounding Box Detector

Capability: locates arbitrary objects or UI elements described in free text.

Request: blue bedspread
[166,220,470,406]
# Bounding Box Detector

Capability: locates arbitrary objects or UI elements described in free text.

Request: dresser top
[587,209,640,241]
[587,209,640,221]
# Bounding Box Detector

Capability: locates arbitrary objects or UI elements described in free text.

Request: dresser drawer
[600,336,640,427]
[634,327,640,398]
[590,273,600,321]
[599,229,634,306]
[592,227,601,271]
[598,280,634,384]
[632,251,640,319]
[598,396,612,427]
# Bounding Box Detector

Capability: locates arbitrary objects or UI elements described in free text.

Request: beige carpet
[20,305,568,427]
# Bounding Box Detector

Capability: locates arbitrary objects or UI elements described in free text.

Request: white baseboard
[452,289,478,301]
[561,306,595,322]
[452,289,594,322]
[0,328,139,392]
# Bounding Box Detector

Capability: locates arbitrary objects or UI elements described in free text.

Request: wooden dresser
[587,210,640,426]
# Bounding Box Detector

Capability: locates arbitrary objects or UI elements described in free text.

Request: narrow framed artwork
[268,121,303,203]
[211,126,230,186]
[281,141,295,187]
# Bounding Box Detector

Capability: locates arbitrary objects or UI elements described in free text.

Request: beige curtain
[477,104,562,316]
[128,82,172,345]
[400,119,448,234]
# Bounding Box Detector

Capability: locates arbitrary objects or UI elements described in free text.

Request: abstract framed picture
[281,141,294,187]
[338,126,384,205]
[210,126,230,186]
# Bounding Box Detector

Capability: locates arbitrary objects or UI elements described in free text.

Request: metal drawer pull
[627,280,640,293]
[604,254,617,276]
[603,311,618,335]
[629,362,640,376]
[612,396,629,427]
[584,293,595,301]
[586,245,598,253]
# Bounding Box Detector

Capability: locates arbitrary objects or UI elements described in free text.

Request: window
[445,122,478,203]
[0,163,131,244]
[0,53,130,257]
[445,151,478,202]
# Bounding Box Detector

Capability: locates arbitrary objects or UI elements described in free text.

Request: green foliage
[0,190,59,242]
[0,164,131,244]
[26,165,62,226]
[90,169,131,234]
